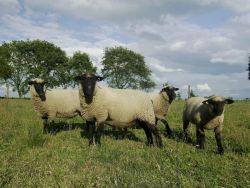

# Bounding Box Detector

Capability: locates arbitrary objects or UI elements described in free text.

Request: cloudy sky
[0,0,250,98]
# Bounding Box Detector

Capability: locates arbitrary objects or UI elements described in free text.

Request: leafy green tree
[248,55,250,80]
[101,46,155,90]
[0,46,12,98]
[2,40,68,98]
[25,40,68,88]
[66,51,97,87]
[190,89,197,97]
[248,62,250,80]
[176,92,182,100]
[163,82,170,87]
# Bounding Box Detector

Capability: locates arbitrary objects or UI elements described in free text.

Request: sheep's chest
[203,116,224,130]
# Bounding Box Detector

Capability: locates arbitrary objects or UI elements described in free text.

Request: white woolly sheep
[28,78,83,133]
[75,73,163,147]
[183,96,234,154]
[149,86,179,137]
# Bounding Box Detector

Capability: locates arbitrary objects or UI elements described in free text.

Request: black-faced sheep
[28,78,82,133]
[183,96,234,154]
[149,86,179,137]
[75,73,163,147]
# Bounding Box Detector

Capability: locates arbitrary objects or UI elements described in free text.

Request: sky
[0,0,250,99]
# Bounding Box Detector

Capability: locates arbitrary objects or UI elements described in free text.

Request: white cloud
[169,41,186,51]
[197,83,212,91]
[210,49,248,64]
[147,58,184,73]
[231,13,250,25]
[181,85,189,90]
[1,1,250,99]
[0,0,20,15]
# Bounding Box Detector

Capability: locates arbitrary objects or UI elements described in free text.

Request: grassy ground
[0,99,249,187]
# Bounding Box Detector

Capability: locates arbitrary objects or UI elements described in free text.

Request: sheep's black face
[203,98,234,116]
[162,86,179,103]
[28,80,47,101]
[209,101,225,115]
[75,73,104,104]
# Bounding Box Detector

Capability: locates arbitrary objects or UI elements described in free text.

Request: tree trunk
[17,90,22,98]
[188,85,191,99]
[6,82,9,99]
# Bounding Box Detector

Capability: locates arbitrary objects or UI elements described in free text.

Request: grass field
[0,99,249,187]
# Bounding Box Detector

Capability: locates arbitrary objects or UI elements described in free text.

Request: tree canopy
[101,46,155,90]
[0,40,96,98]
[0,46,12,81]
[248,55,250,80]
[67,51,97,87]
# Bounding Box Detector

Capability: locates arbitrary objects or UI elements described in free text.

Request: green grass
[0,99,249,187]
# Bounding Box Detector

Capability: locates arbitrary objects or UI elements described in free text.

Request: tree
[248,63,250,80]
[176,92,182,100]
[0,46,12,98]
[2,40,68,98]
[190,89,197,97]
[66,51,97,87]
[101,46,155,90]
[248,54,250,80]
[24,40,68,88]
[163,82,170,87]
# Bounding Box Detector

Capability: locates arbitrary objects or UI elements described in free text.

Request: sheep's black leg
[95,124,104,146]
[147,123,163,148]
[214,128,224,155]
[50,120,56,134]
[138,121,153,146]
[161,119,173,138]
[43,118,49,134]
[87,121,95,145]
[85,121,90,133]
[196,127,205,149]
[155,118,158,126]
[183,120,190,142]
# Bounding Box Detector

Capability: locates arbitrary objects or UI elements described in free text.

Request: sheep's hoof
[146,142,153,147]
[164,132,174,139]
[195,145,204,149]
[217,148,224,155]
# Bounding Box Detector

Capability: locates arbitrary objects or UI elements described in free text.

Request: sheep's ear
[96,76,104,81]
[225,98,234,104]
[174,87,179,91]
[74,76,81,81]
[202,99,209,104]
[160,88,165,92]
[28,81,34,85]
[43,81,48,85]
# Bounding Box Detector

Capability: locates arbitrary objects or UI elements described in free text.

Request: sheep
[149,86,179,137]
[182,96,234,154]
[28,78,83,133]
[75,73,163,147]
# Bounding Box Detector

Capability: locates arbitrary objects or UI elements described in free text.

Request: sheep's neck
[31,93,47,118]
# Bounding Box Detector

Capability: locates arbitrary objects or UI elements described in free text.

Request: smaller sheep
[75,73,163,147]
[183,96,234,154]
[149,86,179,137]
[28,78,83,133]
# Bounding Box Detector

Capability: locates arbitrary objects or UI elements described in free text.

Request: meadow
[0,99,249,187]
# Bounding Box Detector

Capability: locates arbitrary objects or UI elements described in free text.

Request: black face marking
[34,83,46,101]
[203,99,226,116]
[210,101,225,115]
[75,73,104,104]
[162,87,179,103]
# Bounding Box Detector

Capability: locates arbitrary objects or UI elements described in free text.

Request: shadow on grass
[165,129,249,155]
[46,122,85,134]
[162,129,195,145]
[80,128,142,143]
[45,122,142,143]
[224,137,249,155]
